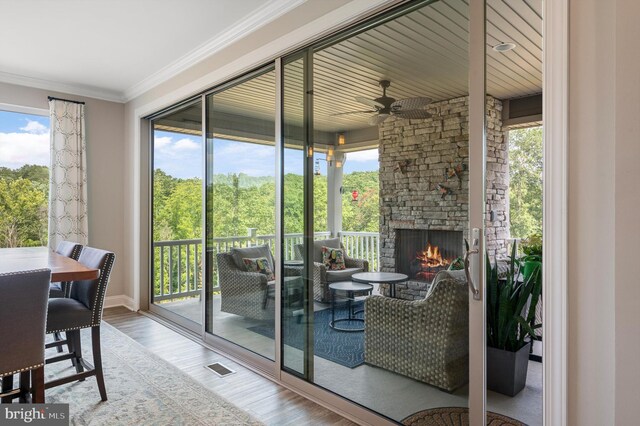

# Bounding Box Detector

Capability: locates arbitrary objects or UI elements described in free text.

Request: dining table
[0,246,99,282]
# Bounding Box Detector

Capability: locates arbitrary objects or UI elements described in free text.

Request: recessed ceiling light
[493,42,516,52]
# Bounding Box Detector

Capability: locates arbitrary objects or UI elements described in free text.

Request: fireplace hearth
[395,229,463,283]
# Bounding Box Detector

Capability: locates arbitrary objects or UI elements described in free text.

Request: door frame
[130,0,570,424]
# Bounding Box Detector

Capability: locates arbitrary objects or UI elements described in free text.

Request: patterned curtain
[48,99,88,248]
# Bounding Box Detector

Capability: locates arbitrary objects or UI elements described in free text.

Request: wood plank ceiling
[159,0,542,136]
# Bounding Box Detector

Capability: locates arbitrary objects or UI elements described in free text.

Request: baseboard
[104,295,137,311]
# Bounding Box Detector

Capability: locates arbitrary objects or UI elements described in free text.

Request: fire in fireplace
[413,242,450,282]
[395,229,463,283]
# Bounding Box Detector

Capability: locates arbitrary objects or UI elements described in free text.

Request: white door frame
[543,0,568,424]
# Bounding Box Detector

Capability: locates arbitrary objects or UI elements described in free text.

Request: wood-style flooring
[103,307,356,426]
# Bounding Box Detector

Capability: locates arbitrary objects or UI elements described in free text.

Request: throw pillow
[242,257,275,281]
[321,246,346,270]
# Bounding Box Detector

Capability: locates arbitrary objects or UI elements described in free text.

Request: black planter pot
[487,342,531,396]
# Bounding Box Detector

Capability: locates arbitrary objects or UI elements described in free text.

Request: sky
[0,110,50,169]
[153,130,379,179]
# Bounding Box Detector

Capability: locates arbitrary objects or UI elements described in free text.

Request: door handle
[464,231,481,300]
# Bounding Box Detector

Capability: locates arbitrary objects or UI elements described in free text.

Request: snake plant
[486,243,542,352]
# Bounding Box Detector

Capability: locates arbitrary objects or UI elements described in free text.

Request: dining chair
[50,241,83,354]
[45,247,115,402]
[50,241,83,298]
[0,269,51,403]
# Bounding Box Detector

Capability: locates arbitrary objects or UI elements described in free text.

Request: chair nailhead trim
[1,363,45,377]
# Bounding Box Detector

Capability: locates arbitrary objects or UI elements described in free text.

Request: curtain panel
[48,100,88,248]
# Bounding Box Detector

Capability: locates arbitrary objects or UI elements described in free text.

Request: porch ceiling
[160,0,542,140]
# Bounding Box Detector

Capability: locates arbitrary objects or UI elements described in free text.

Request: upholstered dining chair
[50,241,84,353]
[50,241,83,298]
[0,269,51,403]
[45,247,115,402]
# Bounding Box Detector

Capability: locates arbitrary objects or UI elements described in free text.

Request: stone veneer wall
[378,95,508,300]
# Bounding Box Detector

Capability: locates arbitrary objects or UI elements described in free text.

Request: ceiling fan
[332,80,432,125]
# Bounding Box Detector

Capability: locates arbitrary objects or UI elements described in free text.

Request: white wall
[569,0,640,424]
[0,82,126,298]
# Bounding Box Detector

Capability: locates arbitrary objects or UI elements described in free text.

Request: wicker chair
[364,269,469,392]
[216,248,303,321]
[294,238,369,303]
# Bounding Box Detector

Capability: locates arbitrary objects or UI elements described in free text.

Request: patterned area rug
[402,407,526,426]
[45,322,261,425]
[248,306,364,368]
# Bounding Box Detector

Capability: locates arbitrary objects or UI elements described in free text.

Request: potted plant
[486,244,542,396]
[520,233,542,283]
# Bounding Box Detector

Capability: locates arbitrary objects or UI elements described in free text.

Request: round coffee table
[328,281,373,332]
[351,272,408,298]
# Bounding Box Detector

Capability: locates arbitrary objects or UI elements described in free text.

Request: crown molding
[0,70,125,103]
[123,0,307,102]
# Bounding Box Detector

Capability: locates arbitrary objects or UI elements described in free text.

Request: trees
[0,175,48,247]
[508,127,543,239]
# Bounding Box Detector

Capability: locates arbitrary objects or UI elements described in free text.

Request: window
[0,109,50,248]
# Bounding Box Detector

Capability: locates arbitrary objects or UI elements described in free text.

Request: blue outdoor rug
[248,306,365,368]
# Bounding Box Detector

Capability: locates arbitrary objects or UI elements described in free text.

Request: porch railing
[152,230,378,302]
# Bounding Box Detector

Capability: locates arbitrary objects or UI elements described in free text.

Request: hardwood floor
[103,307,356,426]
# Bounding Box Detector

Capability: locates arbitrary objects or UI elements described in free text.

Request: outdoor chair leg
[91,326,107,401]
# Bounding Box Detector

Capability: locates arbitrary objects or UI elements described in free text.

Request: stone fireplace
[378,95,508,300]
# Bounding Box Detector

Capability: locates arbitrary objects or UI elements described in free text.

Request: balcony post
[327,152,344,238]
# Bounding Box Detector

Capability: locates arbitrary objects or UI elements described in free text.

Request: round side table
[328,281,373,332]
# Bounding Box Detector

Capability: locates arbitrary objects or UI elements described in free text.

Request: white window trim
[0,102,48,117]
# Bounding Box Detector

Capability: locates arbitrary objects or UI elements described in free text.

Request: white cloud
[346,149,378,162]
[0,131,50,168]
[174,138,200,151]
[154,136,172,149]
[20,120,49,135]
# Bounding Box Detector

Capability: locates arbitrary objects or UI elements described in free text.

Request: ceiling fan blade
[368,113,390,126]
[391,97,433,111]
[330,110,377,117]
[355,96,384,108]
[393,109,432,120]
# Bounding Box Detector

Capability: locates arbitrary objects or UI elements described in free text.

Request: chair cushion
[242,257,275,280]
[230,245,275,272]
[49,283,65,298]
[326,267,364,282]
[313,238,341,263]
[321,246,346,270]
[46,298,93,333]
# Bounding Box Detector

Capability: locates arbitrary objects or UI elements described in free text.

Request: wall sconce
[338,133,345,145]
[335,160,343,168]
[307,146,313,157]
[327,147,334,157]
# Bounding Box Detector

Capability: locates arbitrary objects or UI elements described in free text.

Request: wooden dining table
[0,246,99,282]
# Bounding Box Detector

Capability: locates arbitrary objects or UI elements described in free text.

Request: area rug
[248,307,364,368]
[44,322,262,425]
[402,407,526,426]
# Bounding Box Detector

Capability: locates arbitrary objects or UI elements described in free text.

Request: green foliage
[509,127,543,239]
[521,233,542,257]
[486,244,542,352]
[0,165,49,248]
[342,171,379,232]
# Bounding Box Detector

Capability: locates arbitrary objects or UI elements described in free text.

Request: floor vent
[206,362,235,377]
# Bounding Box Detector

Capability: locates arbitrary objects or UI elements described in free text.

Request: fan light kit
[332,80,432,126]
[493,42,516,52]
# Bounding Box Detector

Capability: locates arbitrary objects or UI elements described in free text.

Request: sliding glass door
[150,100,203,331]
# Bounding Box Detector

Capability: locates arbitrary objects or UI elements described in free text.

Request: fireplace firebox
[395,229,463,283]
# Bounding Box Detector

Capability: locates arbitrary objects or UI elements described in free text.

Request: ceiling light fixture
[493,42,516,52]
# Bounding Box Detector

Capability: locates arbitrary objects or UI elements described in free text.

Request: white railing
[339,231,380,272]
[152,230,378,302]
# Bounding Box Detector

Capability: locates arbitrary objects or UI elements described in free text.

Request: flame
[415,242,449,268]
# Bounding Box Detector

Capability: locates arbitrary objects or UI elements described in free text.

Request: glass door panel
[485,0,544,424]
[279,0,489,422]
[204,67,277,361]
[281,55,313,376]
[150,100,203,330]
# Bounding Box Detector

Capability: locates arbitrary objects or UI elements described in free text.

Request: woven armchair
[294,238,369,303]
[364,269,469,392]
